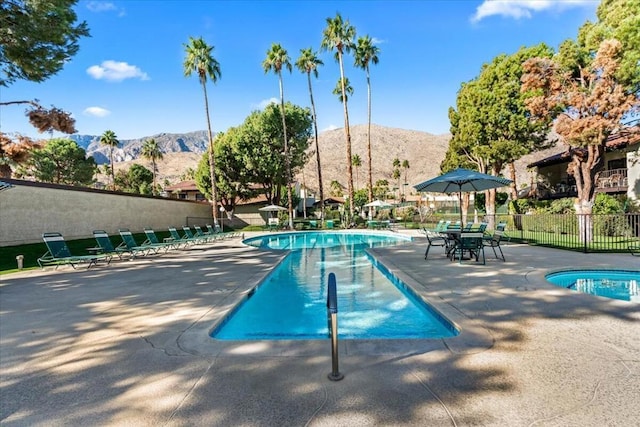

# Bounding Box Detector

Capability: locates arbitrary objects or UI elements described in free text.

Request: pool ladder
[327,273,343,381]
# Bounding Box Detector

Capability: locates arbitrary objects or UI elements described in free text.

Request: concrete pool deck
[1,230,638,426]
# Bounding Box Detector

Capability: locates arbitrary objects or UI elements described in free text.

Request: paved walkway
[1,232,638,426]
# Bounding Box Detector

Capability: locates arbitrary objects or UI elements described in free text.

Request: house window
[607,158,626,170]
[195,193,205,201]
[179,193,187,200]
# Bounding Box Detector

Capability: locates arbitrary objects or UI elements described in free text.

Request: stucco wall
[0,181,212,246]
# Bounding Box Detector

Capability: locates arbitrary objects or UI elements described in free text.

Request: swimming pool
[546,269,640,302]
[211,231,458,340]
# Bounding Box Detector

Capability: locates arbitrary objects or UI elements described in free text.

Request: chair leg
[425,243,431,260]
[496,245,505,261]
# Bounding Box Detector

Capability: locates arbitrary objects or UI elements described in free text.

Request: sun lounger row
[37,225,242,269]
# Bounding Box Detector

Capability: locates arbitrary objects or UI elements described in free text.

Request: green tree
[263,43,294,229]
[322,12,357,219]
[114,163,153,195]
[332,77,353,103]
[141,138,163,195]
[576,0,640,94]
[195,128,258,215]
[180,167,196,181]
[354,34,380,203]
[183,36,221,223]
[205,103,312,208]
[295,47,325,221]
[446,43,555,227]
[99,130,119,190]
[0,0,89,86]
[522,39,637,241]
[351,154,362,189]
[329,180,344,197]
[373,179,389,200]
[15,138,95,185]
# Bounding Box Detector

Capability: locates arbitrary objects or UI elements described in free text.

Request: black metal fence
[490,213,640,253]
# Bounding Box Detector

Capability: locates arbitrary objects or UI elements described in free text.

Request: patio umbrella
[258,204,288,212]
[413,168,512,225]
[363,199,392,208]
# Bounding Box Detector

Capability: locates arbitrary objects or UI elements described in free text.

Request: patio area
[1,232,638,426]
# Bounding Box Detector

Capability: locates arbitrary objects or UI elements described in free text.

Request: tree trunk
[571,145,604,244]
[485,188,496,231]
[0,164,12,178]
[278,73,294,230]
[508,162,518,201]
[202,82,218,224]
[366,66,373,204]
[307,72,324,223]
[574,200,594,244]
[338,53,355,220]
[461,192,470,225]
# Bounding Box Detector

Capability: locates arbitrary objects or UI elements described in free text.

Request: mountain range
[75,124,555,194]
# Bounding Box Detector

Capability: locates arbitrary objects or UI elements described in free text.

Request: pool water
[211,232,458,340]
[546,270,640,302]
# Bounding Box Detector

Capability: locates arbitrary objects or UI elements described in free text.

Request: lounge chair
[143,228,181,250]
[118,229,161,257]
[629,244,640,256]
[93,230,131,259]
[194,225,218,242]
[38,232,112,269]
[182,226,210,244]
[206,224,238,239]
[168,227,201,246]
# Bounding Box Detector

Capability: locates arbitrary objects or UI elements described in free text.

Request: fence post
[326,273,343,381]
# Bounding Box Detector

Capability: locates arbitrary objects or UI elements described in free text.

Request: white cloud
[87,60,149,82]
[253,98,278,110]
[322,125,339,132]
[471,0,593,23]
[86,1,126,16]
[83,107,111,117]
[371,37,385,45]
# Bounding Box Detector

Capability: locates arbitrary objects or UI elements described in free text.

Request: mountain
[70,130,209,165]
[85,124,561,197]
[300,124,451,194]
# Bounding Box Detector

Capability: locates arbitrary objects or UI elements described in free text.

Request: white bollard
[16,255,24,270]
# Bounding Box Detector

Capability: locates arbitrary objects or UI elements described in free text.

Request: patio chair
[450,231,485,264]
[629,244,640,257]
[423,228,449,260]
[93,230,131,260]
[118,229,161,257]
[38,232,112,269]
[483,230,506,261]
[194,225,217,242]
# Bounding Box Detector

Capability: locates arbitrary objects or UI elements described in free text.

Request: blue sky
[2,0,599,140]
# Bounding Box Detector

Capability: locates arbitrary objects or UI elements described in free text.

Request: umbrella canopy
[363,199,392,208]
[414,168,512,225]
[258,204,288,212]
[414,168,512,194]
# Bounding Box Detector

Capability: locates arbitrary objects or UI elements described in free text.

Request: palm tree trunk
[202,81,218,223]
[110,148,115,191]
[338,53,354,219]
[307,72,324,223]
[278,73,294,230]
[366,66,373,203]
[152,159,157,195]
[508,162,517,201]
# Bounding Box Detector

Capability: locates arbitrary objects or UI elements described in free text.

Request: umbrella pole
[459,190,463,227]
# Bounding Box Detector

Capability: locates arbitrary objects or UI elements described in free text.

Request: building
[526,126,639,201]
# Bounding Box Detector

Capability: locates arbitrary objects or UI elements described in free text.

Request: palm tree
[321,12,357,219]
[141,138,163,195]
[295,47,324,222]
[392,157,401,202]
[401,159,410,200]
[352,154,362,189]
[332,77,354,103]
[99,130,119,190]
[354,35,380,204]
[183,36,221,223]
[263,43,294,230]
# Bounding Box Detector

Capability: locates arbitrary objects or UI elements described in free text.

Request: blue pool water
[546,270,640,302]
[211,232,458,340]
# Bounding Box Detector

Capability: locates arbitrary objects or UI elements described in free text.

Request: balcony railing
[596,168,628,189]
